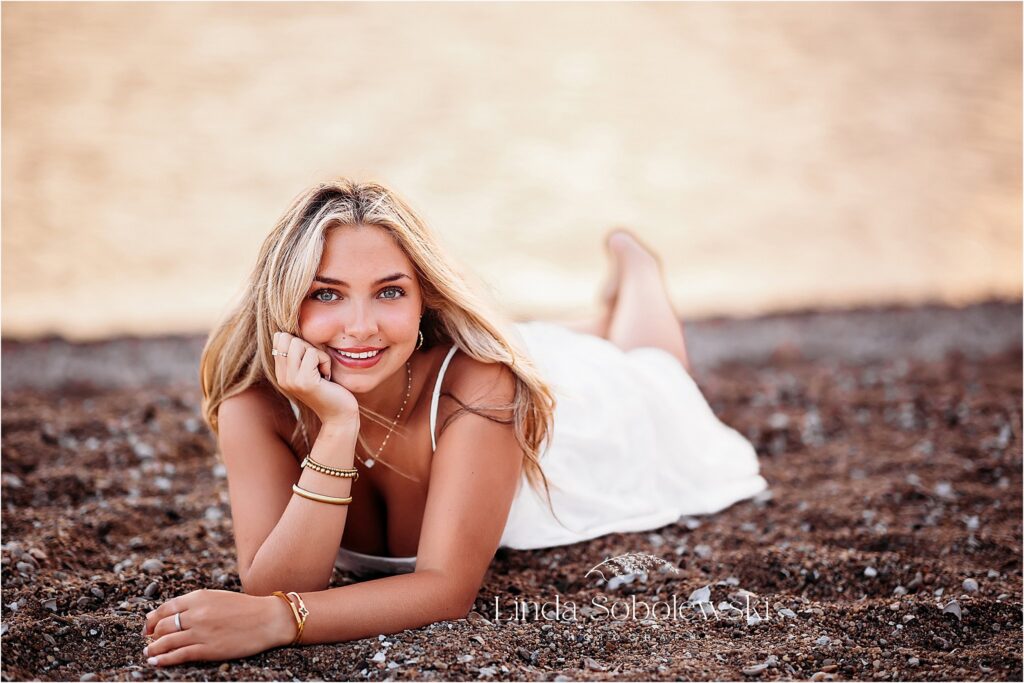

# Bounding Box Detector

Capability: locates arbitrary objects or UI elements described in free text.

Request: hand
[141,589,296,667]
[273,331,360,430]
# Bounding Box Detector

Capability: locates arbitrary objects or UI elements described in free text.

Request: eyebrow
[313,272,411,287]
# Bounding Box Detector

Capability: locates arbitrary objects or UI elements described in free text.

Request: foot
[600,228,662,307]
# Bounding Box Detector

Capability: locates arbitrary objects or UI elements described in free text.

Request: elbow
[417,568,480,621]
[442,590,478,621]
[239,572,273,597]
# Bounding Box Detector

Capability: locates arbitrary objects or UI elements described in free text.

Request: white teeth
[336,349,382,360]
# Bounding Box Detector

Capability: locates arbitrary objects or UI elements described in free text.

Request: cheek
[296,304,335,340]
[376,308,421,338]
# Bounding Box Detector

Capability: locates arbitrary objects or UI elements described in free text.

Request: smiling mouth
[331,347,387,360]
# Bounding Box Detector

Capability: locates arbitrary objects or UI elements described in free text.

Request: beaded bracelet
[301,455,359,481]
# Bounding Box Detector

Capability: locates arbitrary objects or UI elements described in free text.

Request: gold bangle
[301,455,359,481]
[272,591,302,645]
[291,483,353,505]
[285,591,309,645]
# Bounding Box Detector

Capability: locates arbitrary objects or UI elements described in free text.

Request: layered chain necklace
[355,360,413,475]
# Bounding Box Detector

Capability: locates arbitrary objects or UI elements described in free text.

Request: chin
[333,372,379,395]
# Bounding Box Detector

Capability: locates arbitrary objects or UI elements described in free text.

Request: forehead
[319,224,412,274]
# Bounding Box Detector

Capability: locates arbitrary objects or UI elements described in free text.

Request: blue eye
[309,287,405,303]
[311,289,339,303]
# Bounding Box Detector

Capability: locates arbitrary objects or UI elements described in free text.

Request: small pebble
[741,662,769,676]
[907,657,920,666]
[815,635,831,646]
[962,578,979,593]
[863,567,878,578]
[778,608,797,618]
[144,582,160,599]
[140,559,164,574]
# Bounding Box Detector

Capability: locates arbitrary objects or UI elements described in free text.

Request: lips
[329,346,387,369]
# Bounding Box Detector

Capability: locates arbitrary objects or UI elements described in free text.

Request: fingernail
[143,647,149,657]
[147,657,158,666]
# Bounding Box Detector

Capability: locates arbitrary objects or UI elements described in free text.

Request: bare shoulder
[218,382,292,441]
[440,351,517,415]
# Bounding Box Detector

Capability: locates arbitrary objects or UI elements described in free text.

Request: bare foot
[601,229,662,306]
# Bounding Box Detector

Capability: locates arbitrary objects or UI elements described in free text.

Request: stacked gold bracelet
[301,455,359,481]
[291,454,357,505]
[272,591,309,645]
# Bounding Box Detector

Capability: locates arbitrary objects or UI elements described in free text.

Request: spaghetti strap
[429,345,460,453]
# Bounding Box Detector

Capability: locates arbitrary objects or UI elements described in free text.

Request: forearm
[270,570,474,647]
[243,425,359,595]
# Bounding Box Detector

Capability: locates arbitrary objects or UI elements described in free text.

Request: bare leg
[603,230,692,373]
[543,235,622,338]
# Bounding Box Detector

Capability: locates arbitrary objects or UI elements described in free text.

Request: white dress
[296,321,768,578]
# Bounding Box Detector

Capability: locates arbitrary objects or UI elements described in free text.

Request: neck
[352,358,414,426]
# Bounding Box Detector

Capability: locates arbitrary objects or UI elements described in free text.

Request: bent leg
[604,232,692,373]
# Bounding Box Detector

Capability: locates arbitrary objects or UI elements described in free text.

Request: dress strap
[429,345,460,453]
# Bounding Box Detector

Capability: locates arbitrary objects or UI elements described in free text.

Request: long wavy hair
[199,178,563,521]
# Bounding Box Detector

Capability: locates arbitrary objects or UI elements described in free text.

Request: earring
[416,329,424,350]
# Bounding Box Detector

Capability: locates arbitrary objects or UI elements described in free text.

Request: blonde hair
[199,178,563,522]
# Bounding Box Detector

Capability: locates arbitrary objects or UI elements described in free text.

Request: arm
[142,362,523,665]
[275,361,523,644]
[217,389,360,596]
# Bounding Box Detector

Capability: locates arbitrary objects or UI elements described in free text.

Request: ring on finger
[174,612,183,632]
[272,349,288,358]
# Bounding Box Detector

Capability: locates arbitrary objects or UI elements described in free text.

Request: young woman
[140,179,767,667]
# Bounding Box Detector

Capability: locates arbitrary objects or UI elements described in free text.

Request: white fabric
[430,345,460,452]
[331,320,768,574]
[497,321,768,550]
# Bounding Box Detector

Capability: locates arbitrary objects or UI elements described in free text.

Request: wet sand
[1,302,1021,680]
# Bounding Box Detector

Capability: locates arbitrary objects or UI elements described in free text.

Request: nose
[343,299,379,342]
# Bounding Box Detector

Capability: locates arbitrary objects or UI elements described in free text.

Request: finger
[272,332,287,382]
[149,643,208,668]
[145,629,192,658]
[151,609,192,638]
[287,336,308,383]
[144,596,188,635]
[317,347,332,380]
[299,346,323,385]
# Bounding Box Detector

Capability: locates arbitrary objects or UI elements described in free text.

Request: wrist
[319,421,359,440]
[263,595,299,649]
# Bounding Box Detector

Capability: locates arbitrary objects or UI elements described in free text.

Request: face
[297,224,424,395]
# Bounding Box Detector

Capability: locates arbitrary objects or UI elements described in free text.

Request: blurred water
[2,2,1020,340]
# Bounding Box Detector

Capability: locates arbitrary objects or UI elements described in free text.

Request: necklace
[356,360,412,470]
